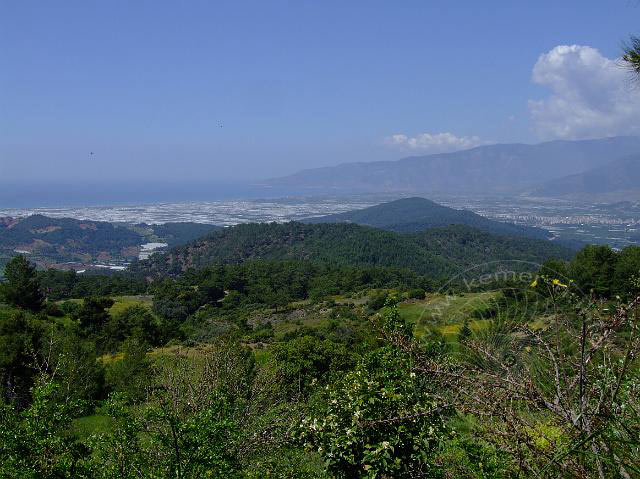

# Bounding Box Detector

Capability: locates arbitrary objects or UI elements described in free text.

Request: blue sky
[2,0,640,183]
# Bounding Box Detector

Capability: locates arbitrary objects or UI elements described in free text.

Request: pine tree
[1,256,44,312]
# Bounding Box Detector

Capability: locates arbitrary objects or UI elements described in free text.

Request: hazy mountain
[132,221,574,279]
[530,155,640,198]
[303,197,551,240]
[264,137,640,193]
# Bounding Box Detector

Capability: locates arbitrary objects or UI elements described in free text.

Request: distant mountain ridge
[530,155,640,198]
[265,137,640,193]
[303,197,551,240]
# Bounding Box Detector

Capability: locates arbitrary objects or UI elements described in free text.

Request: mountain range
[530,155,640,199]
[264,137,640,195]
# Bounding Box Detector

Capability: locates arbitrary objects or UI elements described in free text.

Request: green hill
[0,215,221,268]
[135,222,222,247]
[0,215,142,258]
[303,197,551,239]
[132,221,574,279]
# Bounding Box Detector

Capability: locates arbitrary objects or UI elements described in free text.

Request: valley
[6,3,640,476]
[3,193,639,262]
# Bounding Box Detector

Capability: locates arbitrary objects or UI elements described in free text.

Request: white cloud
[529,44,640,139]
[384,132,488,153]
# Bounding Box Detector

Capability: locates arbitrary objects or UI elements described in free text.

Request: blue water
[0,181,332,208]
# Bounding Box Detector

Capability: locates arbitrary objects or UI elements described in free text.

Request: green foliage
[623,35,640,76]
[245,449,329,479]
[0,255,44,312]
[3,215,640,478]
[148,260,430,343]
[95,341,267,478]
[0,216,224,273]
[0,309,41,405]
[103,338,151,402]
[538,257,569,280]
[272,335,356,397]
[407,287,426,300]
[457,319,472,342]
[90,391,241,478]
[569,244,616,296]
[436,432,513,479]
[74,296,115,335]
[133,222,573,279]
[380,296,413,339]
[367,291,388,311]
[151,276,222,324]
[143,221,221,247]
[300,346,449,478]
[38,269,147,301]
[613,245,640,297]
[87,394,148,478]
[44,301,64,317]
[0,215,141,257]
[411,224,573,272]
[0,381,91,479]
[101,304,162,352]
[554,243,640,298]
[44,326,105,404]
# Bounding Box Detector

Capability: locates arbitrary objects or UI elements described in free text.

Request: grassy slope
[398,291,499,339]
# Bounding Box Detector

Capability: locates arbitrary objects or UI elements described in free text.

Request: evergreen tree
[0,255,44,312]
[458,319,472,342]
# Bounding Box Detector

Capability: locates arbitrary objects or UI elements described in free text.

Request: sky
[2,0,640,187]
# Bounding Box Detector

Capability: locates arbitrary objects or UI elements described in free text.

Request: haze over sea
[0,190,384,226]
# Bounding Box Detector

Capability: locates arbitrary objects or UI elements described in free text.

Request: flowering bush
[299,302,450,478]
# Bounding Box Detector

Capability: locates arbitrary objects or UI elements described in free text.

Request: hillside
[0,215,142,259]
[264,137,640,193]
[131,221,574,279]
[0,215,220,270]
[135,222,222,247]
[530,155,640,199]
[303,197,551,239]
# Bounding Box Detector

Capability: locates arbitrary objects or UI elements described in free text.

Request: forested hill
[303,197,551,239]
[131,221,574,278]
[137,222,222,247]
[0,215,221,269]
[0,215,142,257]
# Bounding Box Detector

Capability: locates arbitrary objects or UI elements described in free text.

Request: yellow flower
[530,279,538,288]
[552,279,567,288]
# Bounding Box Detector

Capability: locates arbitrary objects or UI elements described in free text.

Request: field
[398,291,499,339]
[108,295,153,315]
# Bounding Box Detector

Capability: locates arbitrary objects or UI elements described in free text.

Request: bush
[44,302,64,317]
[299,346,450,478]
[367,291,388,311]
[407,288,426,300]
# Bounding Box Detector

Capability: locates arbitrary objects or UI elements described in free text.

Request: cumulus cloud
[529,44,640,139]
[384,132,488,153]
